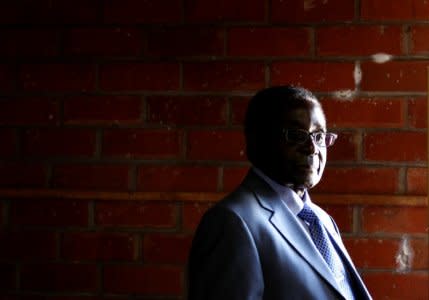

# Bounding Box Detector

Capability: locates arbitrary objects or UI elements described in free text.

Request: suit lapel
[319,213,372,300]
[242,171,345,298]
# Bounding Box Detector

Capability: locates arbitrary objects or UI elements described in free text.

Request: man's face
[271,104,327,189]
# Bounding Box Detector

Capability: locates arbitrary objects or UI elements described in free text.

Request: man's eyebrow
[313,125,326,132]
[285,120,326,131]
[284,120,305,127]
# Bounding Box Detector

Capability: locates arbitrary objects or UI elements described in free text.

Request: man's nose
[302,135,318,154]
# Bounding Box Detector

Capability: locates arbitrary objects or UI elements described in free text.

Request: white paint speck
[354,61,362,86]
[371,53,393,64]
[333,89,356,101]
[304,0,316,10]
[395,235,414,273]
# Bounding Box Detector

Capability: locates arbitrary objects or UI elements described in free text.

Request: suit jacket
[188,170,372,300]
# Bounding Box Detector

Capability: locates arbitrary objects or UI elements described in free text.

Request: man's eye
[290,131,307,140]
[314,132,325,142]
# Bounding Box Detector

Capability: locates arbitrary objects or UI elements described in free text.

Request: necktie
[298,203,354,300]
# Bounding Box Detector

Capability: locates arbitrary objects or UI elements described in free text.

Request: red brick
[271,62,355,92]
[0,29,59,57]
[0,129,16,158]
[364,131,426,161]
[327,131,358,161]
[361,0,429,20]
[147,27,224,57]
[16,298,107,300]
[64,27,143,56]
[408,97,427,128]
[0,98,59,125]
[64,95,141,125]
[314,167,399,194]
[363,272,428,300]
[0,0,98,24]
[0,296,21,300]
[62,232,136,261]
[0,163,46,188]
[0,231,57,260]
[411,25,429,54]
[52,164,130,191]
[19,63,95,92]
[228,27,310,57]
[22,128,96,158]
[99,62,179,91]
[321,98,405,128]
[104,265,182,295]
[0,64,16,92]
[103,0,182,24]
[102,129,183,159]
[185,0,265,22]
[0,264,15,290]
[0,296,42,300]
[411,238,429,269]
[345,238,428,270]
[346,238,404,269]
[187,130,246,161]
[47,297,119,300]
[95,202,177,228]
[0,295,20,300]
[223,166,249,191]
[360,61,429,92]
[183,202,214,231]
[143,233,193,263]
[271,0,355,23]
[147,96,227,126]
[11,199,88,227]
[183,62,265,91]
[318,205,353,233]
[21,263,97,292]
[137,165,218,192]
[407,168,427,195]
[231,96,250,125]
[362,206,427,234]
[317,25,402,56]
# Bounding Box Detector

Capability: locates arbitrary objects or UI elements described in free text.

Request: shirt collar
[252,166,311,215]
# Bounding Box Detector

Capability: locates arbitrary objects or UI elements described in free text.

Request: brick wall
[0,0,428,299]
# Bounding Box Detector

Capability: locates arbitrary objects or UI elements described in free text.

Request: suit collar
[242,170,346,298]
[252,166,304,215]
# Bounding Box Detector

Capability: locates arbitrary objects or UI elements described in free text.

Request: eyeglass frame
[282,128,338,147]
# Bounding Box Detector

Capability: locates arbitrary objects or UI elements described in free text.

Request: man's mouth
[296,156,320,172]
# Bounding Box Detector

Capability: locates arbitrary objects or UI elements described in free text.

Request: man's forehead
[283,105,326,129]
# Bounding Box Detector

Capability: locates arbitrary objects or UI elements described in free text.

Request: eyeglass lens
[286,130,336,147]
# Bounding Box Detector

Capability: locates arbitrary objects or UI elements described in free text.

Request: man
[187,86,372,300]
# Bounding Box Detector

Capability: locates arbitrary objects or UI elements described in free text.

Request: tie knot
[298,204,318,224]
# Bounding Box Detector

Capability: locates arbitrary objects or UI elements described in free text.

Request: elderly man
[188,86,372,300]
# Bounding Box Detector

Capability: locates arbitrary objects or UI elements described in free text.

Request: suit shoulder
[191,191,258,250]
[216,185,262,215]
[197,185,270,234]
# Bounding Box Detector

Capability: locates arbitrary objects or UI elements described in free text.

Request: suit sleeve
[187,206,264,300]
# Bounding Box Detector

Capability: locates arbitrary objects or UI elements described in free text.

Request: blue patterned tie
[298,203,354,300]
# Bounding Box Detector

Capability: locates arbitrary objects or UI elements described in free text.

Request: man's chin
[293,174,320,190]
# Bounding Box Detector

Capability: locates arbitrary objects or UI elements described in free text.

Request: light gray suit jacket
[188,170,372,300]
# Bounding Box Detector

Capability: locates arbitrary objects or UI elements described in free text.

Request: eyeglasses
[283,129,338,147]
